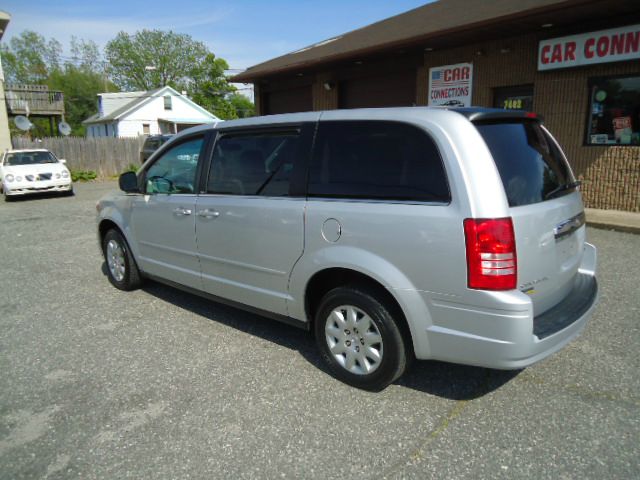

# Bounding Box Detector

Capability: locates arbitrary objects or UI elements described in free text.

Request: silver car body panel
[97,107,598,370]
[195,195,304,316]
[131,193,201,290]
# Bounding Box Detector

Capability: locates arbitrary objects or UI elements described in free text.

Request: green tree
[48,67,118,136]
[228,93,255,118]
[2,30,117,136]
[190,53,238,119]
[70,36,102,73]
[0,30,62,84]
[105,29,211,91]
[105,29,246,120]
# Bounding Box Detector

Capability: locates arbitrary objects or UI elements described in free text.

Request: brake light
[464,218,517,290]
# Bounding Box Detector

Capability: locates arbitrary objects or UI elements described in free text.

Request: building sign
[428,63,473,107]
[538,24,640,71]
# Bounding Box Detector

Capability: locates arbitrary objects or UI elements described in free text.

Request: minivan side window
[308,121,450,202]
[207,130,301,196]
[144,136,203,194]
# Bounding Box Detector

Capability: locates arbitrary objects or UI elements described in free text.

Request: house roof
[83,86,219,124]
[232,0,640,82]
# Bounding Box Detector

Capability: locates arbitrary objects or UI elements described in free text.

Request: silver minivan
[97,107,598,390]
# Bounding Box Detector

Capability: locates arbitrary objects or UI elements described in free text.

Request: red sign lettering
[584,38,595,58]
[443,66,470,82]
[596,36,609,57]
[565,41,577,61]
[540,24,640,71]
[626,31,640,53]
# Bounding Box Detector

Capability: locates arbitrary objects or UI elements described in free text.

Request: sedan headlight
[5,174,14,182]
[55,173,61,179]
[15,176,22,182]
[61,170,70,178]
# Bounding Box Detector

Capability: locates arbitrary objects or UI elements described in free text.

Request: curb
[585,208,640,235]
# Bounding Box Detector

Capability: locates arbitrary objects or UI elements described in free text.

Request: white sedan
[0,149,73,201]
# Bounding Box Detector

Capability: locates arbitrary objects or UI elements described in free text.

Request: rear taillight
[463,218,517,290]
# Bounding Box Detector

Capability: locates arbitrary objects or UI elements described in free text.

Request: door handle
[197,209,220,219]
[172,207,192,216]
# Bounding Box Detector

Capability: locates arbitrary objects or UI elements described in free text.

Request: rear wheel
[314,285,408,391]
[102,229,142,291]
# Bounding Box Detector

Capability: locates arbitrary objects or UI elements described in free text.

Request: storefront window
[587,75,640,145]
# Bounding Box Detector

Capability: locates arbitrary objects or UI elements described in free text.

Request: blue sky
[3,0,431,70]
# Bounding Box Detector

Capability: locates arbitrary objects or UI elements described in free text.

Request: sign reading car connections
[538,24,640,71]
[428,63,473,107]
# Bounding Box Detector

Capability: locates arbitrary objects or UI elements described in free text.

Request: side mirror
[119,171,139,193]
[59,159,67,164]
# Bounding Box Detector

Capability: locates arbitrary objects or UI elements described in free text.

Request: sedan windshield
[5,151,58,166]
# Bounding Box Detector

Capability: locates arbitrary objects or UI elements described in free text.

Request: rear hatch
[474,117,585,316]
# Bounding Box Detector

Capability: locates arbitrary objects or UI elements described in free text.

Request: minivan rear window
[475,121,575,207]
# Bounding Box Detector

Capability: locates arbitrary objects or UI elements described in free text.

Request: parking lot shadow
[135,276,519,399]
[4,191,74,202]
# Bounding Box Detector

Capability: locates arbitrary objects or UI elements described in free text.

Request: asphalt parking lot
[0,181,638,479]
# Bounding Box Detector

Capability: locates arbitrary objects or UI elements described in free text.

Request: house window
[164,95,172,110]
[587,75,640,145]
[143,123,150,135]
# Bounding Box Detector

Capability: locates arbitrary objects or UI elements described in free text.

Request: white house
[83,86,220,138]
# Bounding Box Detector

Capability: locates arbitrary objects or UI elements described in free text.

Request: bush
[123,163,139,174]
[71,170,97,182]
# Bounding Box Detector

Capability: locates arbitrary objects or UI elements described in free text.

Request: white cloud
[3,7,231,51]
[3,4,297,76]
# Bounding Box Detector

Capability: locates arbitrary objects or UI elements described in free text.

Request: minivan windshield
[475,121,575,207]
[5,151,58,166]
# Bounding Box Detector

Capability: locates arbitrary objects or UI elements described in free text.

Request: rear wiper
[544,180,582,200]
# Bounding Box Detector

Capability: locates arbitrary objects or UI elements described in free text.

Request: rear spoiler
[450,108,544,123]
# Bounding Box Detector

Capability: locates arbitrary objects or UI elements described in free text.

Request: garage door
[263,86,313,114]
[338,70,416,109]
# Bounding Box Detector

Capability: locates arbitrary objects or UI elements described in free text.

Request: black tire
[102,229,143,291]
[314,285,409,391]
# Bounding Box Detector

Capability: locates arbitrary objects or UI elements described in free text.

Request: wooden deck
[5,84,65,116]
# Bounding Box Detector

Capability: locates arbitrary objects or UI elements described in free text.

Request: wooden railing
[5,84,65,116]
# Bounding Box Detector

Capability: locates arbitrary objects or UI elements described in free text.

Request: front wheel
[102,229,142,291]
[314,285,409,391]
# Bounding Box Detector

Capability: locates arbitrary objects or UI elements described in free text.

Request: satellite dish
[14,115,33,131]
[59,122,72,136]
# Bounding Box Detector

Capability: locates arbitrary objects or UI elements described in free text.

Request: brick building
[233,0,640,212]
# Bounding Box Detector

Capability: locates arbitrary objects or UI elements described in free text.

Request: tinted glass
[207,131,300,196]
[308,121,449,202]
[145,137,203,194]
[475,121,573,207]
[5,151,57,165]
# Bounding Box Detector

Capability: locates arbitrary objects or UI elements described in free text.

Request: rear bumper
[422,243,598,369]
